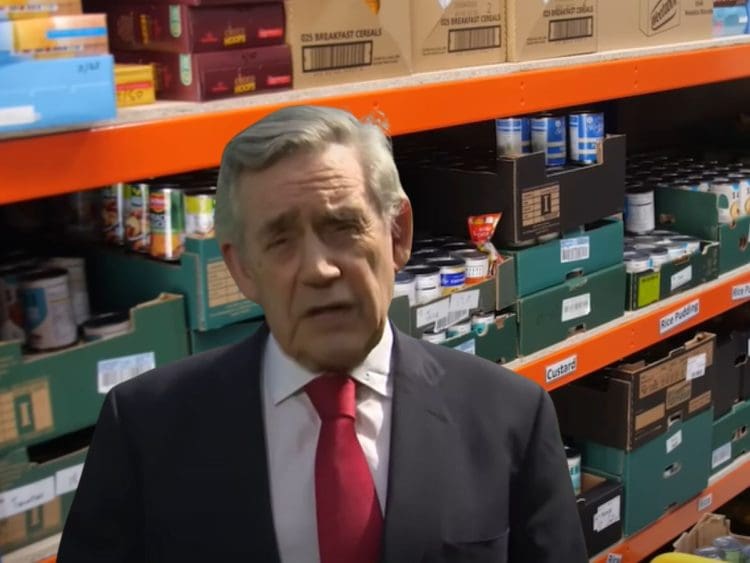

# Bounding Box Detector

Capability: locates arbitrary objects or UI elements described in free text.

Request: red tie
[306,375,383,563]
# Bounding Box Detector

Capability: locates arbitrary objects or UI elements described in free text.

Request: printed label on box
[698,493,713,512]
[545,355,577,384]
[606,554,623,563]
[637,272,661,308]
[666,381,691,410]
[593,495,621,532]
[711,442,732,470]
[97,352,156,394]
[659,299,700,334]
[55,463,84,496]
[670,266,693,291]
[560,237,590,264]
[520,183,560,238]
[416,298,450,329]
[561,293,591,322]
[686,353,707,381]
[449,289,480,315]
[666,429,683,454]
[0,477,55,519]
[732,283,750,301]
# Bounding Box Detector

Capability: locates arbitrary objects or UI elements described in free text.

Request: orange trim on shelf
[511,266,750,391]
[591,455,750,563]
[3,43,750,203]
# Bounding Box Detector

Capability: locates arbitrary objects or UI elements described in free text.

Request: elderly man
[58,106,587,562]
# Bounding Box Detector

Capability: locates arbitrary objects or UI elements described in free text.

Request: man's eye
[335,222,360,233]
[267,237,288,249]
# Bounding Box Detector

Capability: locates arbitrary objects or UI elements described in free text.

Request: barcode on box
[434,309,469,332]
[561,293,591,322]
[549,17,594,42]
[302,41,373,72]
[560,237,590,264]
[97,352,156,394]
[448,26,501,53]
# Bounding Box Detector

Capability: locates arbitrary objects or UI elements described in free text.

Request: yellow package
[0,0,82,20]
[4,14,108,58]
[115,64,156,108]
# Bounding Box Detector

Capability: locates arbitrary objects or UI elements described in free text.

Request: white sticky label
[0,477,55,519]
[416,298,450,329]
[670,266,693,291]
[606,554,623,563]
[55,463,85,496]
[666,430,683,454]
[698,493,713,512]
[747,337,750,357]
[0,105,37,127]
[453,339,476,355]
[686,353,707,381]
[97,352,156,394]
[659,299,700,334]
[561,293,591,322]
[545,355,578,384]
[593,495,621,532]
[711,443,732,470]
[560,237,590,264]
[732,283,750,301]
[449,289,480,314]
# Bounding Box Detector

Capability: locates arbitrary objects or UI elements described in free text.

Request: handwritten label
[670,266,693,291]
[560,237,590,264]
[449,289,480,313]
[0,477,55,519]
[686,353,707,381]
[666,430,683,454]
[698,493,713,512]
[593,495,621,532]
[416,298,450,329]
[732,283,750,301]
[55,463,85,496]
[562,294,591,322]
[711,443,732,470]
[97,352,155,394]
[659,300,700,334]
[545,355,578,384]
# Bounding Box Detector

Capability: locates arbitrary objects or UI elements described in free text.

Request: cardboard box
[580,408,713,536]
[115,63,156,107]
[189,318,264,354]
[516,263,625,356]
[0,0,82,21]
[503,219,624,298]
[703,312,748,418]
[0,14,108,59]
[1,532,60,563]
[403,134,626,247]
[673,513,750,554]
[108,2,285,54]
[711,399,750,474]
[0,444,87,553]
[656,188,750,274]
[554,332,715,451]
[0,55,116,134]
[0,294,188,455]
[576,473,623,558]
[506,0,597,62]
[625,240,720,311]
[87,237,264,331]
[114,44,292,101]
[284,0,411,89]
[598,0,713,52]
[442,311,518,364]
[410,0,505,73]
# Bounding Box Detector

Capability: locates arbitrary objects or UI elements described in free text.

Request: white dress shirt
[262,324,394,563]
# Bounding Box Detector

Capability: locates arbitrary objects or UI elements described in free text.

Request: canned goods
[624,251,652,274]
[624,187,655,235]
[19,268,78,351]
[442,241,476,253]
[101,183,126,245]
[413,248,448,261]
[429,258,466,294]
[565,446,582,496]
[462,251,490,282]
[531,114,567,168]
[393,271,417,306]
[405,265,441,305]
[184,188,216,239]
[692,547,725,560]
[0,265,37,342]
[421,329,447,344]
[738,169,750,216]
[66,190,100,237]
[671,235,701,254]
[125,183,151,253]
[44,256,90,325]
[82,312,131,341]
[568,111,604,165]
[649,247,670,270]
[495,117,531,156]
[728,173,750,218]
[713,536,743,562]
[446,320,472,339]
[149,187,186,261]
[471,311,496,336]
[665,242,687,261]
[709,178,742,224]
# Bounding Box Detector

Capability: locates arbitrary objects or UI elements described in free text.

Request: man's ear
[221,241,259,303]
[391,199,413,271]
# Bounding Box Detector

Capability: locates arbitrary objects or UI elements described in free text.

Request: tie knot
[306,374,356,420]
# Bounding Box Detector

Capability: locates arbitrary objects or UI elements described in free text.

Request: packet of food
[467,213,503,274]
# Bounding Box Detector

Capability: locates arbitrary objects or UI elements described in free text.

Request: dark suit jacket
[58,326,587,562]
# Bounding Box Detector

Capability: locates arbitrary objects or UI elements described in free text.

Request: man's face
[222,143,412,372]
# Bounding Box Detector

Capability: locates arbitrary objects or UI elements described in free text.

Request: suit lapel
[381,330,452,562]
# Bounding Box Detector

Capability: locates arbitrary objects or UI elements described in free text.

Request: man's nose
[299,234,341,286]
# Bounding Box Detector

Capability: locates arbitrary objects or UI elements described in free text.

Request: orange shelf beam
[591,455,750,563]
[3,42,750,203]
[511,266,750,391]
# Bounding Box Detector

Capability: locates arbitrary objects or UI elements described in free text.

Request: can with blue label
[569,111,604,165]
[495,117,531,156]
[428,258,466,295]
[531,114,567,168]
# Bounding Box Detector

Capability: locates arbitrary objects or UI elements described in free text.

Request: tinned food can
[19,268,78,351]
[125,183,151,253]
[568,111,604,165]
[709,178,742,224]
[149,187,186,261]
[184,188,216,239]
[101,183,126,245]
[531,114,567,168]
[495,117,531,156]
[44,256,90,325]
[0,265,38,343]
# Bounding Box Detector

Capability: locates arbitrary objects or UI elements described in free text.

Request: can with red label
[125,183,151,253]
[149,186,185,261]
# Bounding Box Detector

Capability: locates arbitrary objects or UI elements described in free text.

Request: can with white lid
[45,256,90,325]
[427,258,466,294]
[19,268,78,351]
[625,186,655,235]
[393,271,417,306]
[447,320,472,339]
[471,311,496,336]
[462,251,490,282]
[649,247,670,270]
[709,178,742,224]
[82,312,131,341]
[422,329,447,344]
[671,235,701,255]
[406,265,441,305]
[665,242,687,261]
[624,251,651,274]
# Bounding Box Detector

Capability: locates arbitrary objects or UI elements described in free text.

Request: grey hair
[215,105,408,250]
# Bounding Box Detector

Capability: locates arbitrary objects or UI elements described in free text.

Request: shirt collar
[265,323,393,406]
